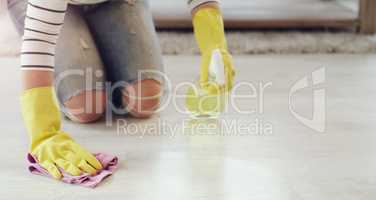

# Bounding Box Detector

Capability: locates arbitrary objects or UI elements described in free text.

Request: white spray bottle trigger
[209,49,226,86]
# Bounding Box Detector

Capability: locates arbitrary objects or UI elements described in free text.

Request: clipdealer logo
[289,67,326,133]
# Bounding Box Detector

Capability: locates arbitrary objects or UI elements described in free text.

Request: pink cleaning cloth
[27,153,118,188]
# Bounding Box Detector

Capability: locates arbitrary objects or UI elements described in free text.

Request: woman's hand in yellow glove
[200,49,235,94]
[193,7,236,94]
[31,132,103,179]
[21,87,102,179]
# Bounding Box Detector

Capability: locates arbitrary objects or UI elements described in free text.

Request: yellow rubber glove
[193,7,235,94]
[21,87,102,179]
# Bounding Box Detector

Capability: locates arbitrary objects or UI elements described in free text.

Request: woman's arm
[21,0,67,90]
[20,0,102,180]
[188,0,236,93]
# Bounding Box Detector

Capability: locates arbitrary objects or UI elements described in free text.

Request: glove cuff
[193,7,228,54]
[20,87,62,147]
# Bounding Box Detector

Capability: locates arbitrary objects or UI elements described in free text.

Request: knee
[64,90,106,123]
[122,79,162,118]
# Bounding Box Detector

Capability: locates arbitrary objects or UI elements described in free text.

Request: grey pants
[8,0,164,107]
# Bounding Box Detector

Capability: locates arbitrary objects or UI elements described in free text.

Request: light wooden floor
[1,55,376,199]
[151,0,358,29]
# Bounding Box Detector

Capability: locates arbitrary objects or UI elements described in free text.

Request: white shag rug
[1,1,376,56]
[159,31,376,55]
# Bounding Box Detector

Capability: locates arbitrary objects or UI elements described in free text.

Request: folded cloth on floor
[27,153,118,188]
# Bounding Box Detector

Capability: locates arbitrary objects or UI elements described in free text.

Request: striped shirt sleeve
[187,0,220,11]
[21,0,68,71]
